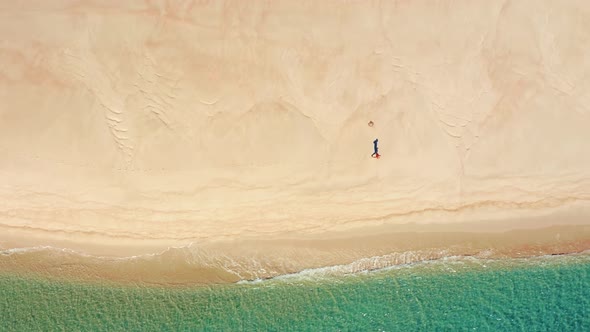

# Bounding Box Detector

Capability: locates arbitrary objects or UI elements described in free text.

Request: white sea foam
[236,250,590,285]
[0,242,198,261]
[235,250,456,284]
[3,244,588,285]
[0,245,78,256]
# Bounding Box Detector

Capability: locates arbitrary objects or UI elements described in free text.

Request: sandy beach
[1,0,590,285]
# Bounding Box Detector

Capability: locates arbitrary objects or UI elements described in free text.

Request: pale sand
[1,1,590,284]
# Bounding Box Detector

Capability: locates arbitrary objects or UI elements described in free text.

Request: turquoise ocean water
[1,253,589,331]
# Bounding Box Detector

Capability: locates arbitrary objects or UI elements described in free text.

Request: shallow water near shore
[1,253,589,331]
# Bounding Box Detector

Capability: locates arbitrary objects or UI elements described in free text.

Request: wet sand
[2,216,589,286]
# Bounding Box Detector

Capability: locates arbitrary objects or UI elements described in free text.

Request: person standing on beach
[371,139,380,158]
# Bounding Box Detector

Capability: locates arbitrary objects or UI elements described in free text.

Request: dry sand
[1,1,590,284]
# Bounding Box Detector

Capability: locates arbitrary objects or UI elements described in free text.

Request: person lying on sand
[371,139,380,159]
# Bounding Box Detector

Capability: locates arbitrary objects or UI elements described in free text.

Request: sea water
[1,253,588,331]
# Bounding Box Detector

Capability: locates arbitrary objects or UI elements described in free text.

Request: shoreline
[2,248,590,289]
[1,214,589,286]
